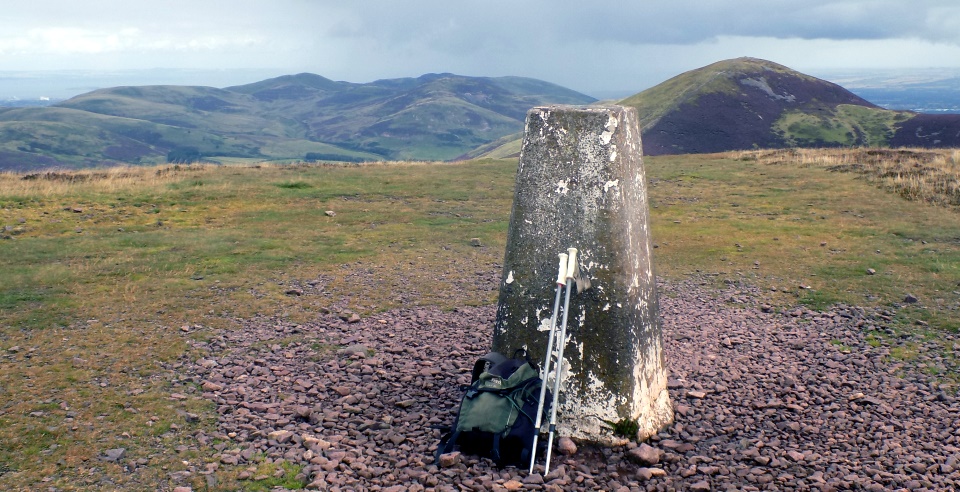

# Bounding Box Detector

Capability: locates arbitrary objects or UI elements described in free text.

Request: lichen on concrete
[493,104,673,445]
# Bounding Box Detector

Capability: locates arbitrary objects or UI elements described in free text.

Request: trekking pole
[544,247,579,475]
[528,252,568,474]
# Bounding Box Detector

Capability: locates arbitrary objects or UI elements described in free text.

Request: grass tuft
[274,180,314,189]
[603,417,640,438]
[241,461,306,491]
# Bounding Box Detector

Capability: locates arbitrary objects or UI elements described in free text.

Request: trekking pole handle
[555,253,568,285]
[566,248,578,280]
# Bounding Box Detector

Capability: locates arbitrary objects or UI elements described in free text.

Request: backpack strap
[434,428,461,465]
[472,352,508,383]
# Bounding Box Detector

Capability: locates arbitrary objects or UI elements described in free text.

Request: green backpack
[435,350,551,467]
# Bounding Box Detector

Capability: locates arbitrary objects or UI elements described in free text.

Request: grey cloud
[5,0,960,97]
[314,0,958,47]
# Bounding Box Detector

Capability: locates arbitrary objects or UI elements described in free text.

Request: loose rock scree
[180,277,960,491]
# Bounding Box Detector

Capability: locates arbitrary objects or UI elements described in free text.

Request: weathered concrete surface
[492,105,673,445]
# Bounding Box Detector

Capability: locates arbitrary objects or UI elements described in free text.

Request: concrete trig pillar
[492,105,672,445]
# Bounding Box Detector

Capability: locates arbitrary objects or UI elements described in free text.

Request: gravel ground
[176,276,960,491]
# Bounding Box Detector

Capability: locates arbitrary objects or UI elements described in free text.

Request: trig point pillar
[493,105,672,445]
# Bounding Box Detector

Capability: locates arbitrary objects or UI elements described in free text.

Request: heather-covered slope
[620,57,960,155]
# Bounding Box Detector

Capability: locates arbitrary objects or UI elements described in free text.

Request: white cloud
[17,27,139,54]
[0,26,266,56]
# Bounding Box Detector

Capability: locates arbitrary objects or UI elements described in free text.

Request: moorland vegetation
[1,147,958,489]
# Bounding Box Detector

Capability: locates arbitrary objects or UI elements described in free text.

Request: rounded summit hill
[619,57,959,155]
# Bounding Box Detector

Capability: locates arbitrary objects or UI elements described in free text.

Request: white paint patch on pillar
[599,114,619,145]
[632,332,672,441]
[600,129,614,145]
[538,316,553,332]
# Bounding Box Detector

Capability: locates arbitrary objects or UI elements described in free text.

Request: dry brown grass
[739,147,960,208]
[0,164,215,197]
[0,161,446,198]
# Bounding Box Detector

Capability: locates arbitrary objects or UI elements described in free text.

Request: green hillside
[0,106,261,169]
[0,73,596,171]
[459,132,524,160]
[59,86,275,135]
[0,105,377,171]
[774,104,914,147]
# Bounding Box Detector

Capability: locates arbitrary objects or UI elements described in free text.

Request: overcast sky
[3,0,960,98]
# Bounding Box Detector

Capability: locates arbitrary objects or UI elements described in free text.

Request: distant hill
[0,73,595,171]
[5,60,960,171]
[620,57,960,155]
[472,58,960,159]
